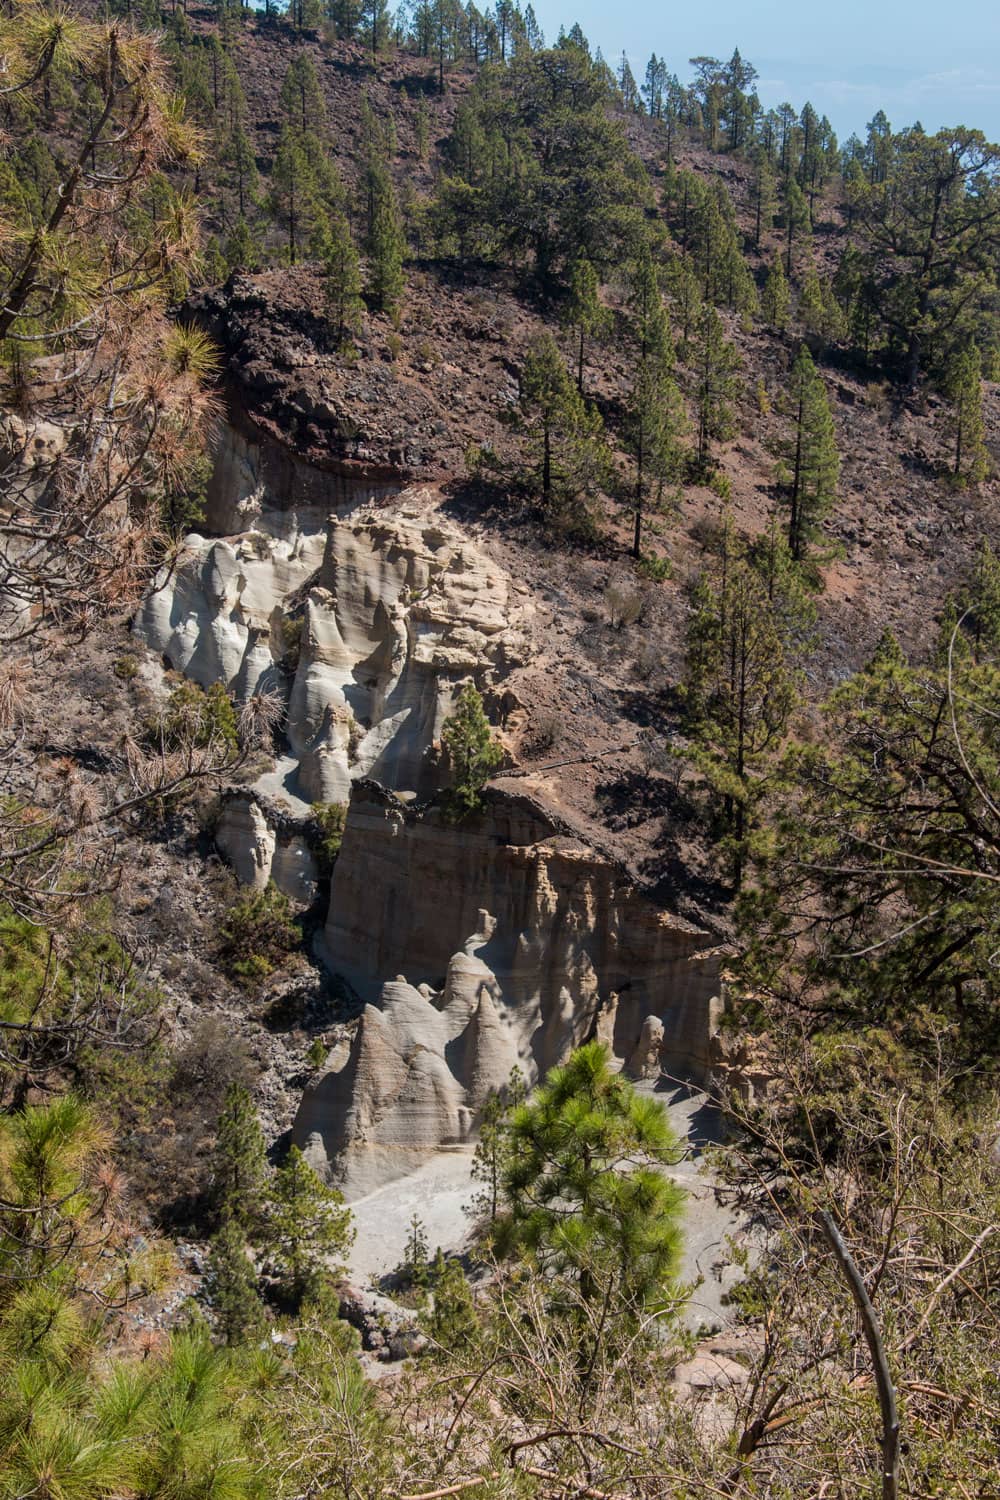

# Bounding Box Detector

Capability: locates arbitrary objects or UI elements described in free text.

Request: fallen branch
[399,1481,487,1500]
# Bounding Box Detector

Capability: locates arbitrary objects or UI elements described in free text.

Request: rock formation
[133,416,726,1200]
[134,478,531,802]
[293,784,723,1195]
[214,793,318,904]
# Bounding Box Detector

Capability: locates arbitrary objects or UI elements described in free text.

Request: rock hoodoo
[135,486,531,801]
[293,784,723,1195]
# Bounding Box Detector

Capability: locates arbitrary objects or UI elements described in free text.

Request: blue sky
[528,0,1000,143]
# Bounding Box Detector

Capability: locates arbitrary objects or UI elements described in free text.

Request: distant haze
[529,0,1000,143]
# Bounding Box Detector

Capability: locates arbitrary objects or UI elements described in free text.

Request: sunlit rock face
[213,793,318,905]
[293,785,723,1197]
[134,480,531,803]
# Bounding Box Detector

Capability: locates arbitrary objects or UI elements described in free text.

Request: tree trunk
[789,393,804,559]
[817,1212,900,1500]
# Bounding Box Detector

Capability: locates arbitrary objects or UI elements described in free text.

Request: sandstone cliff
[293,783,722,1195]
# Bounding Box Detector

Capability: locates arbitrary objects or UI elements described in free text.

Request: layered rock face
[201,416,401,536]
[134,479,530,802]
[294,785,722,1195]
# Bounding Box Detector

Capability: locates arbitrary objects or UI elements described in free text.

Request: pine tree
[626,251,684,557]
[225,216,263,273]
[783,176,810,278]
[628,361,686,557]
[762,252,790,328]
[519,332,610,512]
[667,255,703,352]
[361,0,392,54]
[212,1083,269,1231]
[402,1213,429,1285]
[497,1042,685,1338]
[938,538,1000,665]
[684,541,799,884]
[797,255,823,330]
[415,95,430,161]
[563,255,609,395]
[429,1254,478,1349]
[441,681,504,818]
[819,277,847,342]
[618,53,639,111]
[279,54,326,134]
[468,1065,526,1223]
[751,145,777,250]
[945,344,988,486]
[206,1222,267,1344]
[365,162,405,314]
[223,122,259,220]
[783,344,839,562]
[694,306,741,466]
[523,4,543,49]
[317,210,363,341]
[270,126,315,264]
[264,1146,354,1303]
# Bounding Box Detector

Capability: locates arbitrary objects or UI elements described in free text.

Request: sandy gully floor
[345,1084,750,1333]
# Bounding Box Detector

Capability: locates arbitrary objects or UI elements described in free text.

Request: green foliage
[938,538,1000,665]
[848,127,1000,384]
[306,1036,328,1069]
[943,343,989,485]
[751,145,777,248]
[264,1146,354,1303]
[148,679,240,756]
[496,1043,685,1344]
[212,1083,269,1231]
[218,882,301,986]
[399,1212,429,1287]
[468,1065,526,1225]
[684,518,802,883]
[427,1251,478,1350]
[0,903,159,1103]
[741,566,1000,1071]
[415,95,430,160]
[685,177,757,315]
[132,1329,261,1500]
[519,332,611,520]
[309,802,347,871]
[430,46,650,284]
[782,175,811,278]
[694,305,741,464]
[563,253,610,394]
[626,248,685,558]
[761,253,790,329]
[269,126,311,264]
[781,343,840,564]
[206,1221,267,1345]
[316,210,363,340]
[0,1095,108,1290]
[440,682,504,819]
[160,449,211,539]
[0,1313,262,1500]
[365,161,406,315]
[707,469,732,501]
[279,54,326,134]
